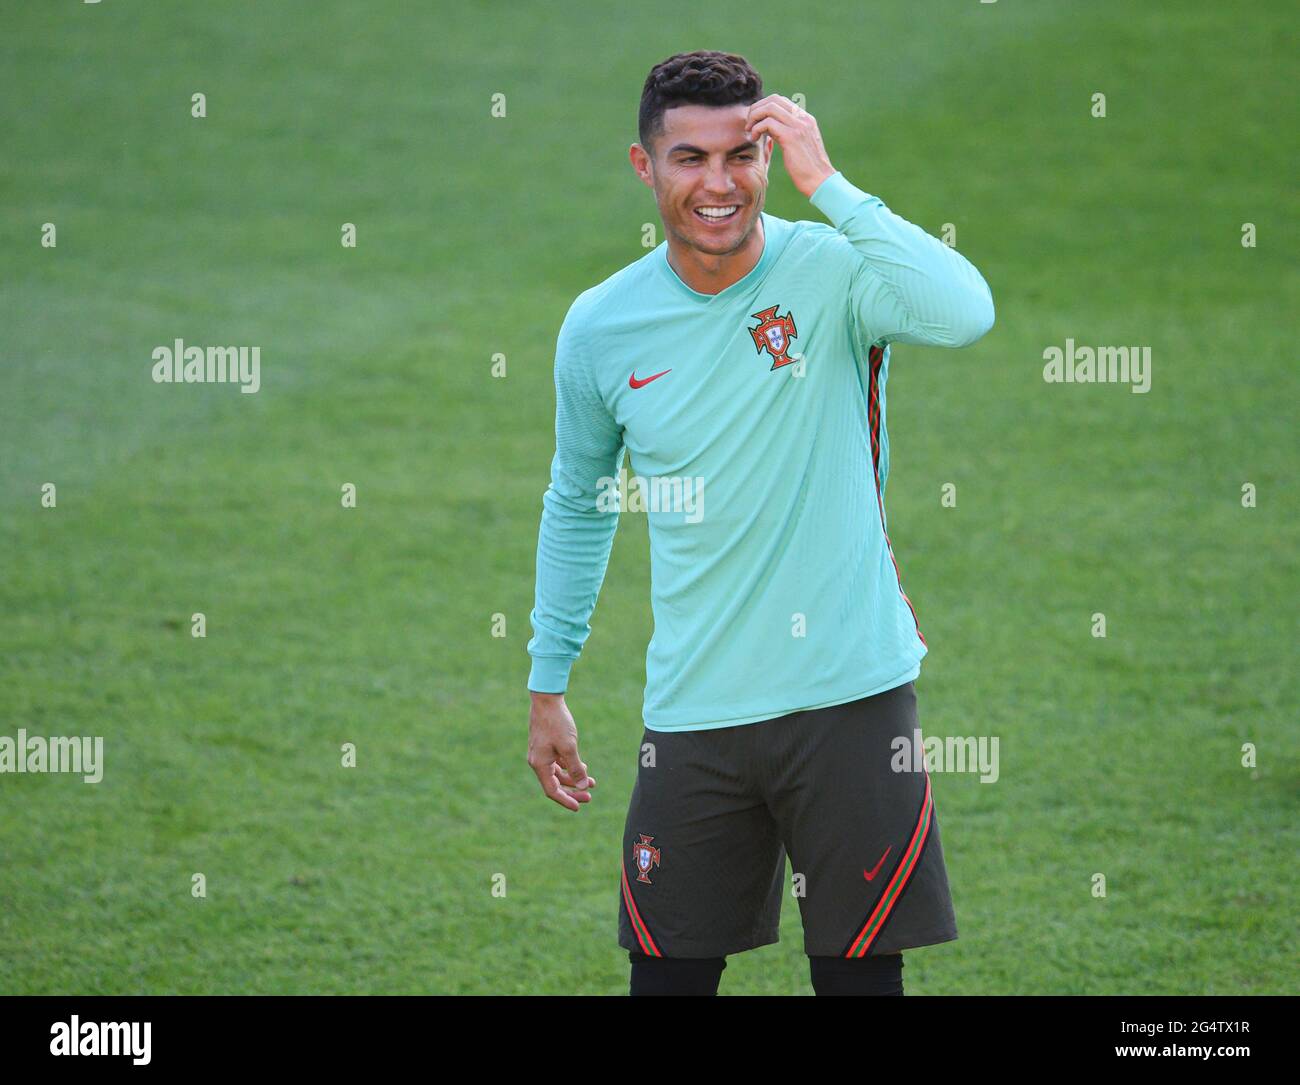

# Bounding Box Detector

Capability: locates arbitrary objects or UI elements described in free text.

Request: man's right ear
[629,143,655,188]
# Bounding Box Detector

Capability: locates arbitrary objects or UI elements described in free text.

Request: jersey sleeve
[526,305,625,693]
[809,171,995,350]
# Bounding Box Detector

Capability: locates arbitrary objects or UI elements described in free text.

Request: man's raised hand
[745,94,837,199]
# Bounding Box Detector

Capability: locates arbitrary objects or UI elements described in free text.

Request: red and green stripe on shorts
[621,865,661,957]
[843,771,935,957]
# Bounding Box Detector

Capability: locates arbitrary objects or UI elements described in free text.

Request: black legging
[629,951,904,995]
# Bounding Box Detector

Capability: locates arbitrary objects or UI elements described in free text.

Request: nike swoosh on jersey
[629,368,672,389]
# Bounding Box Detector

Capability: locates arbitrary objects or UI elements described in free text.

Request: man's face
[638,103,771,256]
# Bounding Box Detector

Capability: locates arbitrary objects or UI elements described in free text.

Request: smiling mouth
[694,205,740,224]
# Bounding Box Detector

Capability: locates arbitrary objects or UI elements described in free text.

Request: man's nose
[703,159,738,194]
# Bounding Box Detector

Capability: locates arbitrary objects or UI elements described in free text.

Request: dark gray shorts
[618,680,958,959]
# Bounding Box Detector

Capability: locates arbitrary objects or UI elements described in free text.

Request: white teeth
[696,206,739,219]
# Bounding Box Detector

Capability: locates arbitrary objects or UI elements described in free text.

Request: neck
[666,215,765,295]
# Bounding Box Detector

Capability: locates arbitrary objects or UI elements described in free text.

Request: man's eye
[678,153,751,163]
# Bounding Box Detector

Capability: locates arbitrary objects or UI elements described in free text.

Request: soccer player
[526,51,994,996]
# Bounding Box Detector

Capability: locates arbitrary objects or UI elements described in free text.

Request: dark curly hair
[638,51,764,156]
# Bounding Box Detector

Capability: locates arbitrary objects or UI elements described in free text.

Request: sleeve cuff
[527,655,573,694]
[809,170,877,228]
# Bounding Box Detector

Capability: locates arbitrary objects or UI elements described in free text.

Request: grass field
[1,1,1296,995]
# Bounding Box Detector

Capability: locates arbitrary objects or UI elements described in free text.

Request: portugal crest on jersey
[749,304,799,370]
[633,834,661,884]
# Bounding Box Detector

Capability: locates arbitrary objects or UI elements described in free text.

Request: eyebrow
[666,141,758,157]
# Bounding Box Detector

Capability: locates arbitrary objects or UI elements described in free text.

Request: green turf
[1,1,1295,994]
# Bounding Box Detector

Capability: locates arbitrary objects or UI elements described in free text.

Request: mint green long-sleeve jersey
[527,171,994,732]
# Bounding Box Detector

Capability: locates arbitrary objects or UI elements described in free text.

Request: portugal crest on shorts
[749,304,799,370]
[633,834,661,884]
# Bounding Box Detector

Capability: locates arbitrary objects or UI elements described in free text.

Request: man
[526,50,994,996]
